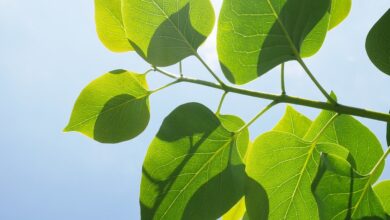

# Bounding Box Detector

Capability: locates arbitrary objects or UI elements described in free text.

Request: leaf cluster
[65,0,390,219]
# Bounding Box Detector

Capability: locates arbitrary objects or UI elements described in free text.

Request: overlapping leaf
[366,10,390,75]
[140,103,249,220]
[217,0,331,84]
[245,106,387,219]
[122,0,215,67]
[374,180,390,215]
[313,154,387,219]
[304,110,384,178]
[94,0,133,52]
[64,70,150,143]
[222,198,246,220]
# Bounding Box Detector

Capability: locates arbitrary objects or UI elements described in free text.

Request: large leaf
[246,131,321,219]
[374,180,390,215]
[64,70,150,143]
[122,0,215,67]
[366,10,390,75]
[304,110,384,178]
[328,0,352,30]
[94,0,133,52]
[217,0,331,84]
[140,103,249,220]
[313,154,387,219]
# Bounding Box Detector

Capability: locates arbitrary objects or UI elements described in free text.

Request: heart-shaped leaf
[366,10,390,75]
[64,70,150,143]
[122,0,215,67]
[328,0,352,30]
[374,180,390,215]
[140,103,249,219]
[94,0,133,52]
[217,0,331,84]
[313,154,387,219]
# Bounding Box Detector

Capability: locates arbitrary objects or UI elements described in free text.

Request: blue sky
[0,0,389,219]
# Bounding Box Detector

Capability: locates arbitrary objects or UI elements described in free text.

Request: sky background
[0,0,389,219]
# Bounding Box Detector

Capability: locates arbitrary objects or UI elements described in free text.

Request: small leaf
[273,106,312,138]
[222,198,246,220]
[304,110,384,179]
[366,10,390,75]
[217,0,331,84]
[328,0,352,30]
[374,180,390,214]
[313,154,387,219]
[122,0,215,67]
[64,70,150,143]
[94,0,133,52]
[140,103,248,219]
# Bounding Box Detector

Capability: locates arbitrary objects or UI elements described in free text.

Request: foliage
[66,0,390,219]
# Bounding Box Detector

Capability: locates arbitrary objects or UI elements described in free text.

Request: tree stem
[216,91,228,115]
[281,63,286,95]
[238,101,278,133]
[153,68,390,122]
[194,53,226,87]
[297,58,337,105]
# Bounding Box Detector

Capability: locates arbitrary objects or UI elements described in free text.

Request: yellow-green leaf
[64,70,150,143]
[95,0,133,52]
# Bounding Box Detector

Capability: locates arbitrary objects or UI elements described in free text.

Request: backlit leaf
[374,180,390,215]
[95,0,133,52]
[366,10,390,75]
[313,154,387,219]
[246,131,321,219]
[222,198,246,220]
[64,70,150,143]
[272,106,312,138]
[217,0,331,84]
[140,103,248,219]
[122,0,215,67]
[328,0,352,30]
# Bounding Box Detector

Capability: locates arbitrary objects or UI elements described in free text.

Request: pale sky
[0,0,389,219]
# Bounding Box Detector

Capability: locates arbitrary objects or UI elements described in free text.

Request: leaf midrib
[66,92,149,130]
[149,0,198,55]
[265,0,304,59]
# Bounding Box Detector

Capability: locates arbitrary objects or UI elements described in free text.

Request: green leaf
[94,0,133,52]
[328,0,352,30]
[222,198,246,220]
[217,0,331,84]
[272,106,312,138]
[374,180,390,214]
[366,10,390,75]
[122,0,215,67]
[140,103,249,220]
[246,131,321,219]
[304,110,384,178]
[313,154,387,219]
[64,70,150,143]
